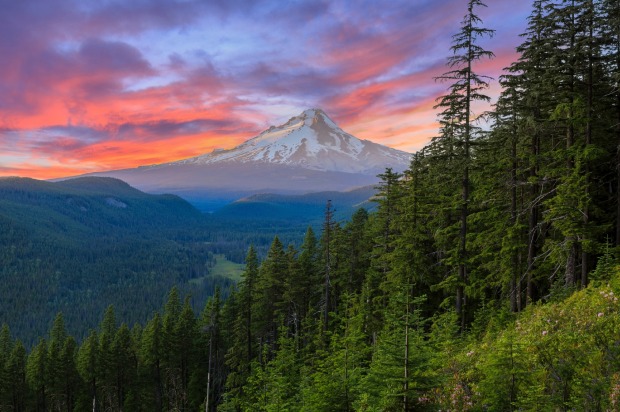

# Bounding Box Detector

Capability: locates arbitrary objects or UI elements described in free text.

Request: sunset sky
[0,0,531,179]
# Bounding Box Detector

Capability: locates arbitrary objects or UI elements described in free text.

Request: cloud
[114,118,241,141]
[78,39,154,77]
[0,0,532,179]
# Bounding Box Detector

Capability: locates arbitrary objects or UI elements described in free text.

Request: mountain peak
[174,108,411,174]
[300,107,329,120]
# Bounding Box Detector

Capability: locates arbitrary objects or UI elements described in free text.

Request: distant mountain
[175,108,410,174]
[214,185,377,222]
[0,176,202,241]
[83,109,411,210]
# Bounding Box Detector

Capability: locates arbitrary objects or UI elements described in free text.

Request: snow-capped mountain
[172,108,410,174]
[82,109,411,211]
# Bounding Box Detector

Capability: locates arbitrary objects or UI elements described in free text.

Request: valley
[0,174,377,346]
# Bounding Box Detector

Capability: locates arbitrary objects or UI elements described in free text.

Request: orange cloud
[0,0,529,180]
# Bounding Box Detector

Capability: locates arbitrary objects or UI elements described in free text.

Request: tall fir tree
[434,0,495,328]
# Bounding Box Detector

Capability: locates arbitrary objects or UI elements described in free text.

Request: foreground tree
[434,0,495,328]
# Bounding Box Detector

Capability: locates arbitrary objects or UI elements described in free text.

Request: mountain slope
[0,176,202,240]
[0,177,229,344]
[84,109,410,210]
[214,186,377,222]
[174,108,410,174]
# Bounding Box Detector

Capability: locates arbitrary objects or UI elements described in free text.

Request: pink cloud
[0,0,531,179]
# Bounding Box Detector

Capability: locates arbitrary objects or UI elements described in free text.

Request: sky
[0,0,532,179]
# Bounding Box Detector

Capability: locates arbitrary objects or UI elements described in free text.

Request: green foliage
[4,0,620,409]
[0,176,233,346]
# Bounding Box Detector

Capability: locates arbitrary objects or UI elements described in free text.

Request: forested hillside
[1,0,620,410]
[0,177,232,345]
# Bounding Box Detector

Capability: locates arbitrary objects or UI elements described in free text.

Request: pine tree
[477,329,529,411]
[77,331,99,412]
[254,236,288,358]
[98,305,118,410]
[475,72,528,312]
[301,294,369,412]
[26,339,48,412]
[175,297,198,410]
[434,0,495,328]
[47,313,68,391]
[362,286,432,411]
[223,247,260,410]
[7,341,27,412]
[0,324,12,407]
[282,244,303,337]
[297,228,321,345]
[141,314,163,411]
[201,287,225,411]
[47,313,77,411]
[259,328,301,411]
[604,0,620,246]
[112,323,137,411]
[60,336,79,412]
[322,200,336,334]
[241,245,259,364]
[363,168,404,346]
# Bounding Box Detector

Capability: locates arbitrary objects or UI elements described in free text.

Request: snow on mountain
[172,108,411,174]
[78,109,412,210]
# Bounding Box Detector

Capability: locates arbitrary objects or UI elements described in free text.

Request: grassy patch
[190,254,245,286]
[210,254,245,281]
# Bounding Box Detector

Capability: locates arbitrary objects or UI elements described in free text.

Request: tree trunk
[581,0,594,288]
[323,200,333,333]
[403,288,410,412]
[565,4,576,287]
[457,26,472,331]
[510,116,520,312]
[526,130,539,304]
[617,33,620,246]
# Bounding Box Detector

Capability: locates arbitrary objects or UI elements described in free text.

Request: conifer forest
[3,0,620,410]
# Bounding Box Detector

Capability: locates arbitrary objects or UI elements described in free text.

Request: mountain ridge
[167,108,411,174]
[78,108,410,210]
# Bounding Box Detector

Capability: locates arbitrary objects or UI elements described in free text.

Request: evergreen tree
[98,305,118,410]
[26,339,47,412]
[254,236,288,358]
[201,287,225,411]
[241,245,259,364]
[434,0,495,329]
[321,200,336,334]
[77,330,99,412]
[112,323,137,411]
[363,168,404,346]
[0,324,11,407]
[297,228,321,344]
[47,313,67,410]
[602,0,620,246]
[364,294,433,411]
[7,341,27,412]
[141,314,163,411]
[301,295,368,412]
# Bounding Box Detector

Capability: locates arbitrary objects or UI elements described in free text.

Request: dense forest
[2,0,620,410]
[0,174,370,345]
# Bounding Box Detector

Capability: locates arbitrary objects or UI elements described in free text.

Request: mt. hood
[172,108,410,174]
[83,108,411,210]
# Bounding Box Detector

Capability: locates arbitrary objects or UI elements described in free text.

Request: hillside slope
[0,177,227,344]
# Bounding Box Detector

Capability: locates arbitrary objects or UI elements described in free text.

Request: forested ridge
[0,176,234,345]
[2,0,620,410]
